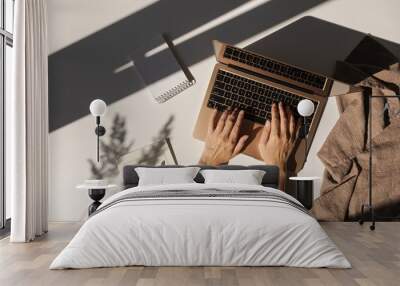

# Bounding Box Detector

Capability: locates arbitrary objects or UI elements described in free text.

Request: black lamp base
[88,189,105,216]
[295,180,314,210]
[95,125,106,136]
[358,204,375,231]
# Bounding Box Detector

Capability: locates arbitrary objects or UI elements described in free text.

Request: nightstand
[76,184,118,215]
[289,177,320,210]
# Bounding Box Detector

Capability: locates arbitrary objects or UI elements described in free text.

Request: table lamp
[297,99,315,152]
[89,99,107,162]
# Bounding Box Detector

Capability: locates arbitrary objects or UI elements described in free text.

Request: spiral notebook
[115,34,195,103]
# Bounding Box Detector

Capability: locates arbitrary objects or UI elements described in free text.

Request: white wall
[47,0,400,222]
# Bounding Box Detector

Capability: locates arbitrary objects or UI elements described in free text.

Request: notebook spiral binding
[153,79,196,103]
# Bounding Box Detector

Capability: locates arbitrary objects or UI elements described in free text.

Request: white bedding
[50,183,351,269]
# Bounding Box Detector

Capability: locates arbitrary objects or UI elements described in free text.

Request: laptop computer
[193,40,334,172]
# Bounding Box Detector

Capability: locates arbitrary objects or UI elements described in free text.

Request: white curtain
[9,0,49,242]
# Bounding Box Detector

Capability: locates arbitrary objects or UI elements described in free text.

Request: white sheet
[50,183,350,269]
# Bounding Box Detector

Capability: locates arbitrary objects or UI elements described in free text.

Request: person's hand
[258,102,299,189]
[199,108,248,166]
[258,102,299,168]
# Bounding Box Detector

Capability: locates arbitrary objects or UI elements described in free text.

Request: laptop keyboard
[207,69,317,125]
[223,45,327,91]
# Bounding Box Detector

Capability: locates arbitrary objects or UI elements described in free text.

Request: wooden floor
[0,222,399,286]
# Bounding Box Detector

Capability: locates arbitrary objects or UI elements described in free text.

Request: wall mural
[48,0,330,131]
[49,1,400,223]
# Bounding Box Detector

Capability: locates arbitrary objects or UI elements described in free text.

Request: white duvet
[50,183,350,269]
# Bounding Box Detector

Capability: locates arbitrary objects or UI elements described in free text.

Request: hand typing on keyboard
[199,108,249,166]
[258,102,300,190]
[199,102,299,191]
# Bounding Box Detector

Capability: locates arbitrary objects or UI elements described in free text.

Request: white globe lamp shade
[89,99,107,117]
[297,99,315,117]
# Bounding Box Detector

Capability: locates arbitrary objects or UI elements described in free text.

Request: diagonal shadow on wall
[48,0,330,131]
[245,16,400,79]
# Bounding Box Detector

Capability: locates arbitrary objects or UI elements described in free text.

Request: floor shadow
[49,0,330,131]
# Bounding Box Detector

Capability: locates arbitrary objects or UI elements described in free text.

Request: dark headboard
[123,165,280,189]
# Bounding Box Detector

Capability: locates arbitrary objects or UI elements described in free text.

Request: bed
[50,165,350,269]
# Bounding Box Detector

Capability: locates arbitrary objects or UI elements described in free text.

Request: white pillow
[200,169,266,185]
[135,167,200,186]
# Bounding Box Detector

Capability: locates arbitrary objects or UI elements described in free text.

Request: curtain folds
[9,0,49,242]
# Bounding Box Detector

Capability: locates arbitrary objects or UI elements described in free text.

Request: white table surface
[289,177,320,181]
[76,184,118,190]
